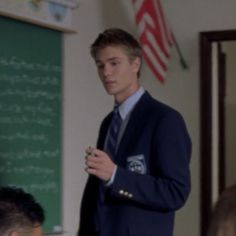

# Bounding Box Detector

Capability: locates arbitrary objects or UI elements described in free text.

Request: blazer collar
[115,92,153,162]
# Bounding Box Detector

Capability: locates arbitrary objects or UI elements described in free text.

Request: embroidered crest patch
[127,154,146,174]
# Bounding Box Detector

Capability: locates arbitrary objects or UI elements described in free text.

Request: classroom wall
[62,1,236,235]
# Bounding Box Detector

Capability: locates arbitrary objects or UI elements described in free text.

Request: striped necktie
[106,105,122,159]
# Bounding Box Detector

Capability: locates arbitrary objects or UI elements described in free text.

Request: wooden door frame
[200,30,236,236]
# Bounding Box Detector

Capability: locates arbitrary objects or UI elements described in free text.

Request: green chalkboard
[0,16,62,233]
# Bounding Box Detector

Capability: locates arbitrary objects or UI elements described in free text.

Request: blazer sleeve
[108,110,192,212]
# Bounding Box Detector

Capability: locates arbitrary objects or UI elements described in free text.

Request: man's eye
[97,64,104,69]
[111,61,119,66]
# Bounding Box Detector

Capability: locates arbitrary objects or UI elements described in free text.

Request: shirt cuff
[106,165,117,186]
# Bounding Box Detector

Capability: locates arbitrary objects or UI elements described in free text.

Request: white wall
[62,1,236,235]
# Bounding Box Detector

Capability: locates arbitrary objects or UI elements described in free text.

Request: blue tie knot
[114,107,120,118]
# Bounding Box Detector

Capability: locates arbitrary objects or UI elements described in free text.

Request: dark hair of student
[0,186,45,235]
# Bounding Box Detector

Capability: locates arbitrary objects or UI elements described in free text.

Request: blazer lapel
[116,92,153,165]
[97,92,154,165]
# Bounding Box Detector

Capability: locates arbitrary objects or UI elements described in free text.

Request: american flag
[132,0,174,83]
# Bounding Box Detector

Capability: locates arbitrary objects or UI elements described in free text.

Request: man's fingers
[86,167,97,175]
[86,156,105,169]
[91,148,103,156]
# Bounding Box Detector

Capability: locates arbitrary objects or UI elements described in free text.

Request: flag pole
[172,34,188,69]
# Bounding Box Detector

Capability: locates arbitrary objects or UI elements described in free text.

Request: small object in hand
[88,146,95,156]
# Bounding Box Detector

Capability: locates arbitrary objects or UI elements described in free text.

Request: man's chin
[105,88,117,96]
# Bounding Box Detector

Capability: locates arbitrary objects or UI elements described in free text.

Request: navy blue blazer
[78,92,191,236]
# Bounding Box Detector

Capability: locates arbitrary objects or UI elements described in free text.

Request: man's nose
[103,64,112,77]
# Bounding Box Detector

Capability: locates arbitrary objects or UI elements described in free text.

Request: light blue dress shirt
[105,86,145,185]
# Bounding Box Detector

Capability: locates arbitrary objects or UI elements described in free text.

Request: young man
[78,28,191,236]
[0,186,44,236]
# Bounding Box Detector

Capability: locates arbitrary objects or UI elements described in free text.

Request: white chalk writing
[0,162,55,178]
[0,53,61,198]
[0,132,48,143]
[0,56,61,72]
[0,88,60,101]
[0,149,59,160]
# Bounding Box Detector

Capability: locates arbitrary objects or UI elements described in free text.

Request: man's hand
[85,146,116,181]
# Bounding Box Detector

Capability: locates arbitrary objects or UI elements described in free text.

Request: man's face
[95,46,141,103]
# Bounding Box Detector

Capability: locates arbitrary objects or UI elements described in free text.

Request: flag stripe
[140,31,168,71]
[153,0,171,55]
[137,10,170,58]
[154,0,174,45]
[135,0,170,57]
[132,0,174,83]
[143,45,166,78]
[143,49,165,83]
[138,14,170,65]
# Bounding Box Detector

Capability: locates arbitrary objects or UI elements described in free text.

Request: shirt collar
[117,87,145,120]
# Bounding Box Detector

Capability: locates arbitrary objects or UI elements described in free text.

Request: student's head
[0,186,45,236]
[90,28,143,103]
[207,184,236,236]
[90,28,143,78]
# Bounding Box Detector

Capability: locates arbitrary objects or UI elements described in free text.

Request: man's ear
[132,57,141,73]
[10,231,20,236]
